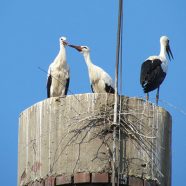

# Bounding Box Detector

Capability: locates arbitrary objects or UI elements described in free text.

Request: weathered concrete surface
[18,93,171,186]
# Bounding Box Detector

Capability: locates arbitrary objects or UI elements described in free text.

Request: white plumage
[140,36,174,104]
[47,37,70,98]
[69,45,115,93]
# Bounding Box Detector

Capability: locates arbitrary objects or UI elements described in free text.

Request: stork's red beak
[68,44,82,52]
[63,41,68,46]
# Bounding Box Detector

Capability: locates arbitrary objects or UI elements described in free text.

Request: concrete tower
[18,94,171,186]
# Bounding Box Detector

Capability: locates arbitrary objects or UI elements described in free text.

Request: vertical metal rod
[112,0,123,186]
[118,4,123,186]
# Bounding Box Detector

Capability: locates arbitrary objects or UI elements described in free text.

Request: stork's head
[59,36,68,46]
[68,45,90,53]
[160,36,174,61]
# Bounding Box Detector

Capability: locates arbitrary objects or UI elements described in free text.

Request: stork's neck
[159,43,166,59]
[57,44,67,64]
[59,44,66,56]
[83,52,93,67]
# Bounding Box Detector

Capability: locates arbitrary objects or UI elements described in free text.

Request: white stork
[47,36,70,98]
[140,36,174,105]
[69,45,115,94]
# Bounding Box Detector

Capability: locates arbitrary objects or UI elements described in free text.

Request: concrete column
[18,93,171,186]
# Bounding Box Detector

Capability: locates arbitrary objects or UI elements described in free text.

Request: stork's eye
[83,47,87,49]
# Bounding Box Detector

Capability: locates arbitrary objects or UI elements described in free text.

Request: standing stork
[140,36,174,105]
[47,36,70,98]
[69,45,115,94]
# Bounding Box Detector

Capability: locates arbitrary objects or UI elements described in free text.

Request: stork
[140,36,174,105]
[69,45,115,94]
[47,36,70,98]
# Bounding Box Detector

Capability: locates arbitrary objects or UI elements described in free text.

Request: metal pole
[112,0,123,186]
[118,3,124,186]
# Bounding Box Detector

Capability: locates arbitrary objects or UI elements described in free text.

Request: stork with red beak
[140,36,174,105]
[47,36,70,98]
[69,45,115,94]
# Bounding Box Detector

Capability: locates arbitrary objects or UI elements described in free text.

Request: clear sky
[0,0,185,185]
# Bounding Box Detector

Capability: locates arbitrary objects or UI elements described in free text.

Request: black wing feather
[140,59,166,93]
[64,78,70,95]
[105,84,115,94]
[140,59,161,84]
[91,84,95,93]
[47,75,52,98]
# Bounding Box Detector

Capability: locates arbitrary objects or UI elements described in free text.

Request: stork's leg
[156,87,160,105]
[146,93,149,103]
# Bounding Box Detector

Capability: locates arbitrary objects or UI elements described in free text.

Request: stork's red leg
[146,93,149,103]
[156,87,160,105]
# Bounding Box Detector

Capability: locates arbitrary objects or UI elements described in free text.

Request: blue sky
[0,0,185,185]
